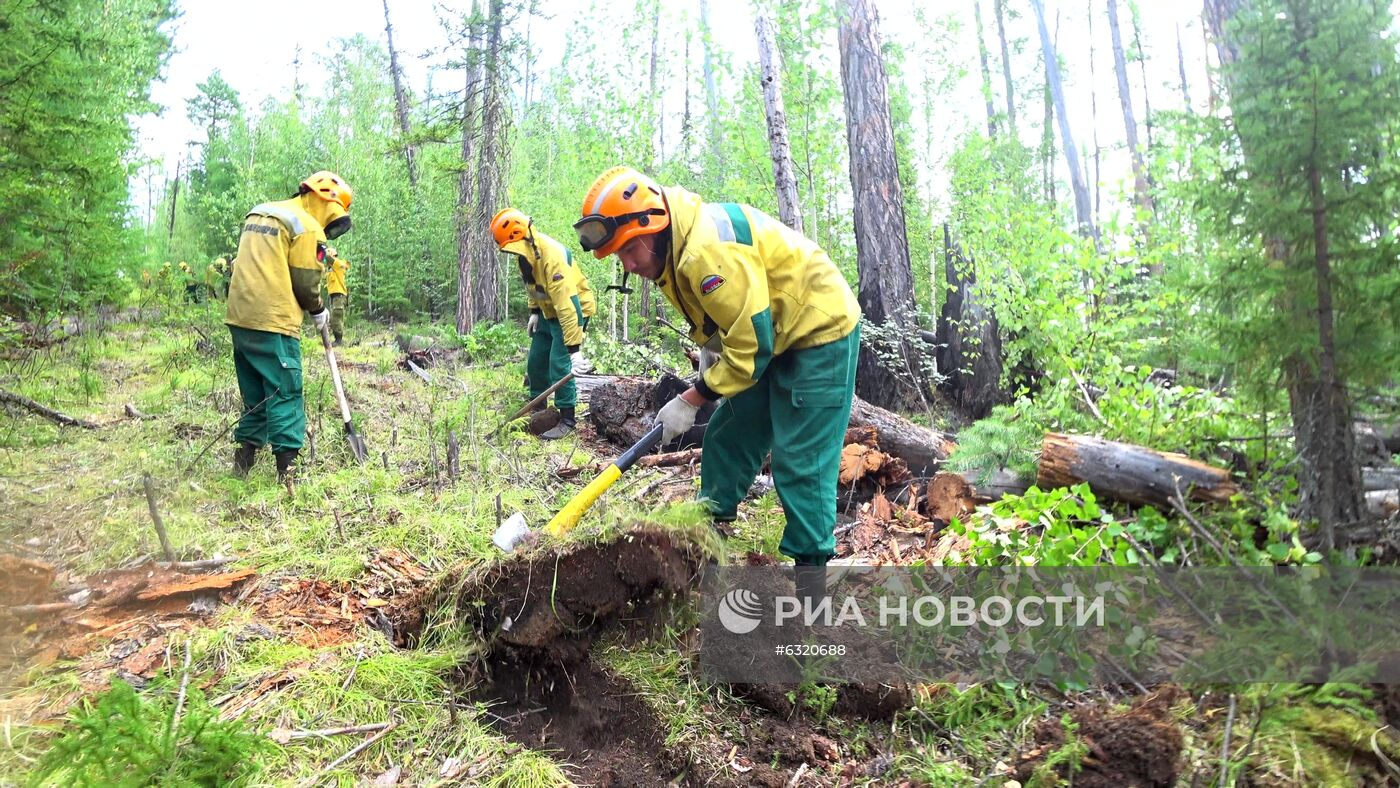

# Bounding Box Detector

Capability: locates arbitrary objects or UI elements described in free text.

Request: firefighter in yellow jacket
[225,171,353,483]
[575,167,861,568]
[492,208,596,439]
[324,247,350,345]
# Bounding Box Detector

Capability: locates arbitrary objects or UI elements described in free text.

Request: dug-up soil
[1014,685,1186,787]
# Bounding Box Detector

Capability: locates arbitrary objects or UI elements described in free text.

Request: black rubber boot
[232,444,258,479]
[540,407,576,440]
[794,560,828,612]
[274,449,299,491]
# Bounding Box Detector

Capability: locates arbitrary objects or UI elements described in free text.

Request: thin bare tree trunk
[1176,23,1192,109]
[1108,0,1154,231]
[1086,0,1100,223]
[1029,0,1096,245]
[755,13,804,234]
[1131,8,1155,153]
[382,0,417,188]
[455,1,484,334]
[993,0,1017,137]
[639,0,662,336]
[838,0,924,411]
[973,0,997,137]
[699,0,723,175]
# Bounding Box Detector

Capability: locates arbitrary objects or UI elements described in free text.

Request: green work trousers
[229,325,306,453]
[700,326,860,565]
[328,293,347,340]
[526,317,587,409]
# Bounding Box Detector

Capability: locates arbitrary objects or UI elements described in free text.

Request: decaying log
[0,388,98,429]
[638,448,703,468]
[1362,467,1400,493]
[1037,432,1239,507]
[847,396,956,475]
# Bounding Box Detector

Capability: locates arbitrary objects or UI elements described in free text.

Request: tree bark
[973,0,997,137]
[1037,432,1240,507]
[1108,0,1154,229]
[1108,0,1153,228]
[455,0,484,334]
[1176,23,1192,109]
[847,396,957,476]
[754,13,804,234]
[0,388,97,428]
[382,0,417,188]
[471,0,506,324]
[993,0,1017,137]
[837,0,926,412]
[935,225,1004,419]
[1029,0,1095,244]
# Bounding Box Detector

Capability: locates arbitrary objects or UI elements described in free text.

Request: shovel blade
[345,422,369,463]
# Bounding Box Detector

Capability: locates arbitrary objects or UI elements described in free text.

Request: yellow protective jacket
[225,197,327,337]
[326,255,349,296]
[502,229,596,350]
[656,186,861,400]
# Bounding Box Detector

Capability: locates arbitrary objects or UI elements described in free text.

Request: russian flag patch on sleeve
[700,274,725,295]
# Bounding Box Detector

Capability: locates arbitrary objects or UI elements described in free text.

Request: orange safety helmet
[299,171,354,212]
[490,208,531,249]
[575,166,669,259]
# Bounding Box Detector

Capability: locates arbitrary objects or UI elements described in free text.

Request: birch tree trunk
[838,0,925,412]
[993,0,1017,137]
[455,1,484,334]
[1029,0,1096,244]
[754,13,804,234]
[1176,23,1192,109]
[1108,0,1154,228]
[973,0,997,137]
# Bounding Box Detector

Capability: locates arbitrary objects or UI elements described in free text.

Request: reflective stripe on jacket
[225,198,327,337]
[656,186,861,399]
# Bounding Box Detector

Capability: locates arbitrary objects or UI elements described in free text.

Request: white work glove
[698,348,721,374]
[311,309,330,330]
[656,395,700,445]
[570,351,594,376]
[527,313,540,335]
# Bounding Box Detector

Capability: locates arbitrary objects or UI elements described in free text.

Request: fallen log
[1363,467,1400,493]
[847,396,956,475]
[957,468,1033,502]
[637,448,703,468]
[0,388,97,429]
[1037,432,1239,507]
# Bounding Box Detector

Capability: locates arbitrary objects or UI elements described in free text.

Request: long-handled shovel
[319,323,368,463]
[493,423,665,551]
[493,373,576,435]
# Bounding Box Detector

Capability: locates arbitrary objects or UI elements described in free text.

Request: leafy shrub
[28,678,270,787]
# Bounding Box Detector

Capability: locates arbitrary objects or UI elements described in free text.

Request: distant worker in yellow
[225,171,354,483]
[575,166,861,572]
[491,208,596,440]
[205,258,227,301]
[324,247,350,345]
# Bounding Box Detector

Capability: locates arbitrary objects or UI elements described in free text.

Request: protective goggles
[572,208,665,252]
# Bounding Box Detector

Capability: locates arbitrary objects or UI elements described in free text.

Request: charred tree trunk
[993,0,1017,138]
[1029,0,1096,245]
[973,0,997,137]
[1108,0,1155,232]
[1038,432,1240,507]
[838,0,925,412]
[935,226,1004,420]
[755,13,804,233]
[454,0,484,334]
[471,0,506,323]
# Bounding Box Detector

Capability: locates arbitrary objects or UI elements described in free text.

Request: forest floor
[2,307,1398,786]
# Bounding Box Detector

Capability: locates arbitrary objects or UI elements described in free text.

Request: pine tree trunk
[1107,0,1155,234]
[973,0,997,137]
[837,0,925,412]
[454,0,484,334]
[993,0,1017,138]
[471,0,505,323]
[1029,0,1096,245]
[755,13,804,234]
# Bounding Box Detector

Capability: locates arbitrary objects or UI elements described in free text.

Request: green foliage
[0,0,175,318]
[28,677,271,787]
